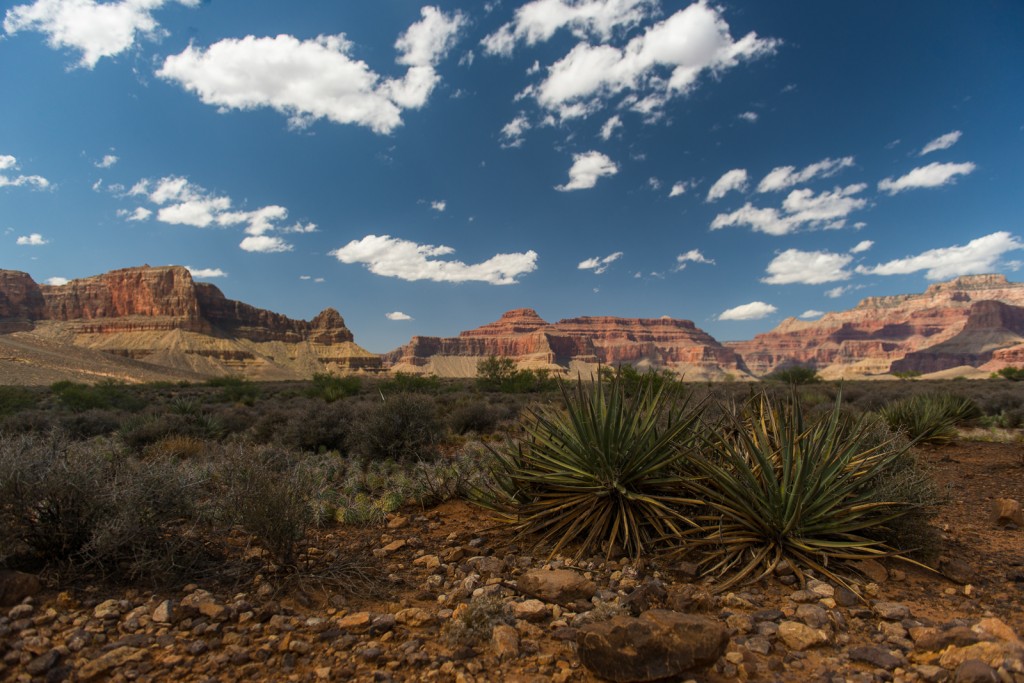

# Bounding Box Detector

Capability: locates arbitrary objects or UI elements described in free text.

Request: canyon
[3,267,1024,384]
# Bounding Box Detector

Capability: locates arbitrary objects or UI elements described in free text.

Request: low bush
[381,372,442,394]
[308,373,361,402]
[0,386,38,416]
[995,366,1024,381]
[879,393,982,444]
[448,401,504,435]
[50,380,145,413]
[442,594,512,647]
[206,375,260,404]
[348,393,446,461]
[765,365,821,385]
[476,356,557,393]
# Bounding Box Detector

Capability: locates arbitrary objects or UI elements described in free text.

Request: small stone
[381,539,407,554]
[338,612,373,631]
[387,515,409,530]
[517,569,597,606]
[848,645,904,671]
[940,558,977,585]
[93,599,121,620]
[874,601,911,620]
[514,600,549,622]
[916,664,951,683]
[954,659,999,683]
[745,636,772,655]
[8,603,33,620]
[796,604,830,630]
[789,590,819,603]
[807,579,835,598]
[777,621,829,651]
[991,499,1024,528]
[413,555,441,571]
[492,624,519,659]
[78,647,145,680]
[396,608,434,627]
[25,650,60,676]
[152,600,173,624]
[834,586,860,608]
[851,559,889,584]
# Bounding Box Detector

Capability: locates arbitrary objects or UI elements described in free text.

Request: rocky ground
[1,439,1023,683]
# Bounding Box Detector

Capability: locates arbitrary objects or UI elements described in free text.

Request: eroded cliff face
[0,265,379,379]
[726,275,1024,378]
[386,309,748,379]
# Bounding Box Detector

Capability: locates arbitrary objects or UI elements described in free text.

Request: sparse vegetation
[994,366,1024,381]
[879,393,982,444]
[765,365,821,385]
[476,356,557,393]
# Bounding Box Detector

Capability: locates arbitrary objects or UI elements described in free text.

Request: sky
[1,0,1022,353]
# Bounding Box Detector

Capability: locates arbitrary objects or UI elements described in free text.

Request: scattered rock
[954,659,999,683]
[517,569,597,605]
[78,646,146,680]
[777,620,829,651]
[577,610,728,683]
[152,599,174,624]
[0,570,41,607]
[492,624,520,659]
[93,599,122,620]
[413,554,441,571]
[940,558,977,585]
[848,645,904,670]
[338,612,373,632]
[513,599,549,622]
[873,601,911,620]
[991,499,1024,528]
[851,559,889,584]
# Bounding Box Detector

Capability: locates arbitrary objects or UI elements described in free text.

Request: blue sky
[1,0,1022,352]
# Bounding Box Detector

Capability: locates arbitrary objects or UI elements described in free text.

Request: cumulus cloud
[128,175,312,253]
[711,184,868,235]
[718,301,777,321]
[675,249,714,270]
[855,231,1024,281]
[919,130,961,156]
[668,181,690,198]
[386,311,413,321]
[500,114,531,148]
[430,200,447,212]
[555,150,617,191]
[877,161,975,194]
[825,285,856,299]
[186,266,227,278]
[158,7,464,134]
[800,310,824,319]
[331,234,538,285]
[95,154,118,168]
[850,239,873,254]
[526,2,779,121]
[706,168,748,202]
[0,154,50,189]
[44,276,69,286]
[481,0,656,56]
[578,251,622,274]
[16,233,48,246]
[599,114,622,140]
[756,156,854,193]
[762,249,853,285]
[3,0,199,68]
[738,111,758,123]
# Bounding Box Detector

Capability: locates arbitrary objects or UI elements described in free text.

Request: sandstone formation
[0,265,379,383]
[727,275,1024,379]
[386,308,749,380]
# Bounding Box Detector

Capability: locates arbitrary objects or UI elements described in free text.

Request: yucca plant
[878,393,981,444]
[679,391,930,591]
[483,370,703,560]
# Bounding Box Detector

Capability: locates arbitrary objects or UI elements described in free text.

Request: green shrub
[278,399,352,453]
[348,393,446,461]
[50,380,145,413]
[0,386,38,416]
[681,392,933,591]
[892,370,922,380]
[485,371,703,560]
[382,372,442,394]
[476,356,557,393]
[308,373,361,401]
[448,401,504,434]
[206,375,260,404]
[879,393,982,444]
[995,366,1024,381]
[765,365,820,385]
[598,365,677,396]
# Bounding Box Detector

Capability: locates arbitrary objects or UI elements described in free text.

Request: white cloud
[738,111,758,123]
[675,249,714,270]
[386,311,413,321]
[762,249,853,285]
[711,184,868,235]
[44,276,68,286]
[185,266,227,278]
[431,200,447,212]
[855,231,1024,281]
[299,275,312,280]
[128,175,310,252]
[481,0,656,56]
[95,154,118,168]
[16,233,48,246]
[3,0,199,68]
[706,168,748,202]
[756,156,854,193]
[878,161,975,194]
[314,277,325,283]
[0,154,50,189]
[825,285,855,299]
[647,177,661,191]
[555,150,617,191]
[599,114,622,140]
[850,239,873,254]
[158,7,464,134]
[530,3,779,120]
[578,251,622,274]
[500,113,531,148]
[718,301,777,321]
[668,181,689,198]
[331,234,538,285]
[919,130,961,156]
[800,310,824,319]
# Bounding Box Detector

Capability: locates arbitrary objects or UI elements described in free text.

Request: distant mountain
[0,265,379,384]
[4,267,1024,385]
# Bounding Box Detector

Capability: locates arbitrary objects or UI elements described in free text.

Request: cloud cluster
[185,266,227,279]
[756,156,854,193]
[718,301,777,321]
[16,233,48,246]
[331,234,538,285]
[500,114,531,148]
[158,6,464,133]
[856,231,1023,281]
[712,184,868,235]
[556,151,617,191]
[675,249,714,269]
[668,180,691,198]
[509,2,778,122]
[762,248,853,285]
[3,0,199,68]
[95,154,118,169]
[599,115,622,140]
[919,130,961,156]
[0,154,49,189]
[877,161,975,194]
[430,200,447,212]
[578,251,622,274]
[706,168,747,202]
[128,176,314,253]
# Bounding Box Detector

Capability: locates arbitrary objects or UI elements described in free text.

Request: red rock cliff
[0,270,46,327]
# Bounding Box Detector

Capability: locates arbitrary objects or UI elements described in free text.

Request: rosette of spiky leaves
[682,391,929,591]
[879,393,981,444]
[485,371,702,561]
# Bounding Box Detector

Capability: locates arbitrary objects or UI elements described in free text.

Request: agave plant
[680,391,930,591]
[484,370,702,560]
[878,393,981,444]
